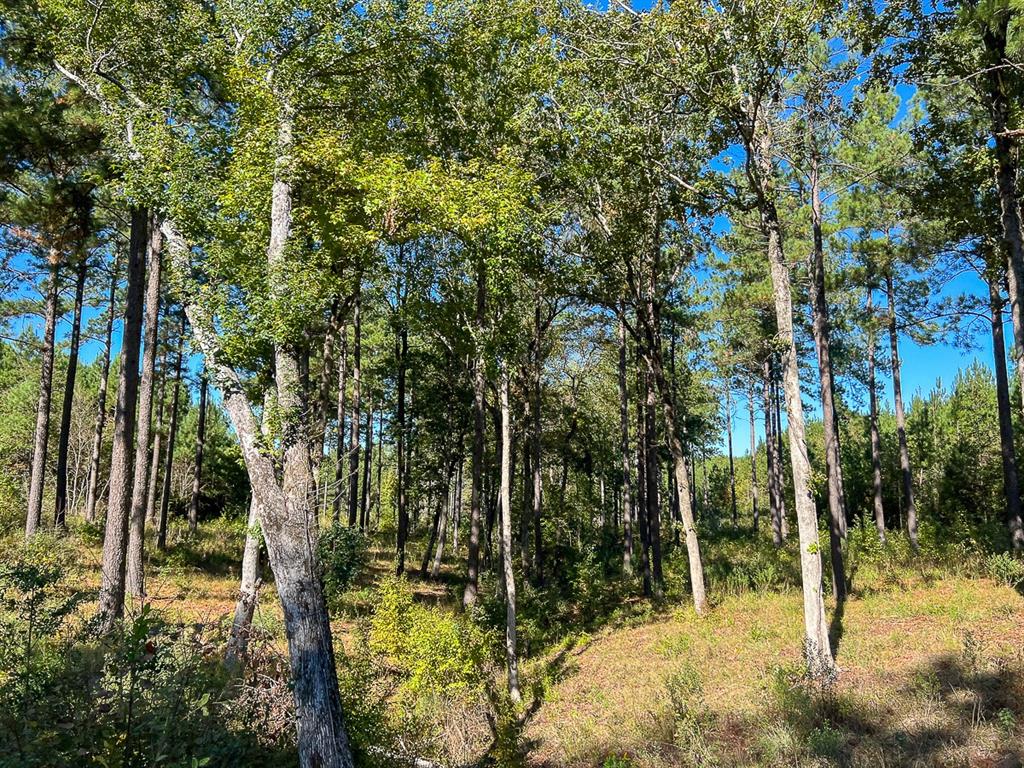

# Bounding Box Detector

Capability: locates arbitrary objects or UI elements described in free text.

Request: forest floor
[70,521,1024,767]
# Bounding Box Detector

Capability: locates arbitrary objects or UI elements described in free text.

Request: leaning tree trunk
[989,277,1024,549]
[26,254,61,537]
[85,257,119,524]
[55,256,88,529]
[886,273,917,549]
[127,220,163,599]
[158,315,185,551]
[188,374,208,533]
[97,208,148,629]
[866,290,886,543]
[346,288,361,527]
[754,115,834,676]
[499,365,521,702]
[808,148,846,602]
[748,382,759,533]
[463,258,486,609]
[618,318,634,575]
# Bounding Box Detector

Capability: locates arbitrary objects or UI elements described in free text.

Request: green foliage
[985,552,1024,589]
[317,524,370,610]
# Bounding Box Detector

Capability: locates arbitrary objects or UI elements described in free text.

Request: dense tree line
[3,0,1024,765]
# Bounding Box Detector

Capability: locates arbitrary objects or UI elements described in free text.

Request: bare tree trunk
[26,254,61,536]
[346,289,361,527]
[332,323,348,522]
[360,394,373,530]
[866,290,886,543]
[618,319,634,575]
[463,259,486,609]
[127,220,163,599]
[725,380,737,527]
[749,383,759,533]
[430,450,456,578]
[395,316,409,573]
[158,315,185,551]
[374,409,384,528]
[85,258,119,524]
[989,278,1024,549]
[144,356,167,526]
[644,362,663,590]
[771,359,789,539]
[97,208,148,628]
[886,273,917,550]
[636,356,652,597]
[530,301,544,583]
[188,374,208,534]
[808,149,846,602]
[499,366,521,702]
[55,256,88,529]
[763,360,783,546]
[756,117,834,675]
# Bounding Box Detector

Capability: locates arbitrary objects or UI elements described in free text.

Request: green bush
[318,523,369,609]
[985,552,1024,589]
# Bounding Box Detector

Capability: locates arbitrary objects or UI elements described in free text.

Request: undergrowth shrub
[985,551,1024,589]
[318,523,369,610]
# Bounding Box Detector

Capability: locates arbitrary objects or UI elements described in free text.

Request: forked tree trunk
[55,256,88,529]
[866,290,886,543]
[618,319,634,574]
[989,277,1024,549]
[188,374,208,533]
[755,117,834,676]
[127,220,163,599]
[463,258,486,609]
[886,273,917,550]
[97,208,148,628]
[158,315,185,551]
[808,149,846,602]
[26,254,61,537]
[85,258,119,524]
[499,366,521,702]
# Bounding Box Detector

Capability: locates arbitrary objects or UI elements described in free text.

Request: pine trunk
[54,257,88,528]
[886,273,917,549]
[158,316,185,551]
[989,278,1024,549]
[188,374,208,533]
[85,258,119,524]
[866,290,886,543]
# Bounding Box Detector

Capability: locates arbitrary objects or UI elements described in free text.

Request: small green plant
[807,723,845,759]
[985,552,1024,589]
[602,754,633,768]
[318,523,369,608]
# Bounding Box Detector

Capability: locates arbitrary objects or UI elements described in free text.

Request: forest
[1,0,1024,765]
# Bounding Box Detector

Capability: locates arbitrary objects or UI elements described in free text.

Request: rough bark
[808,149,846,602]
[886,273,917,549]
[188,374,208,533]
[763,361,783,547]
[866,290,886,543]
[26,254,61,536]
[989,278,1024,549]
[499,366,521,702]
[85,258,119,524]
[97,207,148,628]
[55,256,88,529]
[618,319,634,575]
[158,315,185,551]
[126,219,163,599]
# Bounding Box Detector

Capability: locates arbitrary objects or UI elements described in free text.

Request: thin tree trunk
[346,289,361,527]
[97,207,148,628]
[158,315,185,551]
[374,408,383,528]
[763,361,782,546]
[360,395,373,530]
[430,451,456,578]
[644,361,663,590]
[772,358,789,538]
[755,117,834,676]
[188,374,208,533]
[725,380,737,528]
[395,315,409,573]
[618,319,634,575]
[144,354,167,526]
[499,366,521,702]
[26,254,60,536]
[886,273,917,549]
[126,220,163,599]
[463,258,486,609]
[333,323,348,522]
[85,257,119,524]
[55,256,88,529]
[749,382,759,533]
[866,290,886,543]
[636,354,652,597]
[808,147,846,602]
[989,277,1024,549]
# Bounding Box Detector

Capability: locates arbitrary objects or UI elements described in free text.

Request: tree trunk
[54,256,88,529]
[886,273,917,549]
[188,374,208,533]
[771,358,789,539]
[499,366,521,702]
[636,355,652,597]
[158,315,185,551]
[360,394,373,530]
[346,289,361,527]
[97,208,148,628]
[85,257,119,524]
[763,361,783,546]
[26,254,61,536]
[395,316,409,573]
[989,277,1024,549]
[643,361,663,590]
[866,290,886,543]
[530,302,544,583]
[463,258,486,609]
[144,357,166,526]
[430,452,455,578]
[808,148,846,602]
[127,219,163,599]
[618,319,634,575]
[333,323,348,522]
[749,383,759,533]
[725,381,737,527]
[755,116,834,676]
